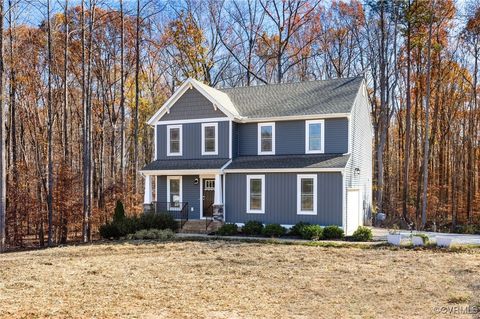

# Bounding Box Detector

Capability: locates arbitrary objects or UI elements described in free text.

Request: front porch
[142,172,225,229]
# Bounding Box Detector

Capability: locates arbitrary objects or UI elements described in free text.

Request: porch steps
[179,220,223,234]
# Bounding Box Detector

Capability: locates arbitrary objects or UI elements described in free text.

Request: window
[305,120,324,154]
[167,176,182,210]
[167,125,182,156]
[297,174,317,215]
[202,123,218,155]
[246,175,265,214]
[258,123,275,155]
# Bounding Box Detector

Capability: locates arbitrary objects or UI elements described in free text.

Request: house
[140,76,372,235]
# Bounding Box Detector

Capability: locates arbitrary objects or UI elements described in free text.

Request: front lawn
[0,241,479,318]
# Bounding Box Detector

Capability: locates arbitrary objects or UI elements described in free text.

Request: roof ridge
[218,75,363,91]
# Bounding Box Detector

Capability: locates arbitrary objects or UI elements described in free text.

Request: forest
[0,0,478,250]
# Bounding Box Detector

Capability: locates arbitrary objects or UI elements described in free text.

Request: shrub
[99,217,139,239]
[216,223,238,236]
[99,223,123,239]
[113,200,126,222]
[323,225,344,239]
[289,221,311,237]
[351,226,373,242]
[242,220,264,236]
[139,213,178,231]
[454,225,477,235]
[262,224,286,237]
[127,229,175,241]
[300,225,323,240]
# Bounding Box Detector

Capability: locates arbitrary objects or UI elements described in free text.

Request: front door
[202,179,215,217]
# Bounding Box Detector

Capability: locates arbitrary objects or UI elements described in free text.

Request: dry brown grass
[0,241,479,319]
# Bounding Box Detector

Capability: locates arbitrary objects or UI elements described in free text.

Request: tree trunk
[133,0,140,194]
[421,12,434,228]
[46,0,54,247]
[120,0,125,192]
[0,1,6,253]
[402,2,412,224]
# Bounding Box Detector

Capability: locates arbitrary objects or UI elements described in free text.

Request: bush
[289,221,311,237]
[99,217,139,239]
[454,225,477,235]
[300,225,323,240]
[351,226,373,242]
[113,200,126,222]
[262,224,286,237]
[127,229,175,241]
[242,220,264,236]
[139,212,178,231]
[323,225,344,239]
[216,223,238,236]
[99,223,123,239]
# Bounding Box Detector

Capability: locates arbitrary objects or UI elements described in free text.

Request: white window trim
[167,124,182,156]
[305,119,325,154]
[246,175,265,214]
[297,174,317,215]
[201,122,218,155]
[257,122,275,155]
[167,176,182,211]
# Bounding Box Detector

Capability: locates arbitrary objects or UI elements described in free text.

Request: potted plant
[411,233,429,246]
[436,236,453,248]
[387,226,402,246]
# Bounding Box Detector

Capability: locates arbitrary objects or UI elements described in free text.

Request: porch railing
[151,201,189,229]
[204,203,214,232]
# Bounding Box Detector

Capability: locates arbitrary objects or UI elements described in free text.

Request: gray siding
[156,121,229,159]
[237,118,348,156]
[156,175,201,219]
[232,122,239,157]
[225,172,343,225]
[345,85,373,224]
[161,88,227,121]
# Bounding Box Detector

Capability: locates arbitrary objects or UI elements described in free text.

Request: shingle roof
[225,154,350,170]
[219,76,363,119]
[141,158,230,171]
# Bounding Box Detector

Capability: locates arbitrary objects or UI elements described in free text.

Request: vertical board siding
[324,118,349,153]
[156,121,229,159]
[237,118,348,156]
[225,172,343,225]
[238,123,257,155]
[156,175,200,219]
[232,122,239,158]
[345,87,373,224]
[160,88,227,121]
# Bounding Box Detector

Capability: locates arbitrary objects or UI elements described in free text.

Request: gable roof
[147,76,364,125]
[147,78,239,126]
[219,76,363,119]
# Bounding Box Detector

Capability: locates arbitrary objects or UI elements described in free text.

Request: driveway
[371,227,480,245]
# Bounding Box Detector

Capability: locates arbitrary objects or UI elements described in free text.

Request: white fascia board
[236,113,351,123]
[147,78,238,126]
[224,168,344,173]
[140,169,225,176]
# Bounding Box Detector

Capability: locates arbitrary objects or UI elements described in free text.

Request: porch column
[214,174,223,205]
[143,175,153,212]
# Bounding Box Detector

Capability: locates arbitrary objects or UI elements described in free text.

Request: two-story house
[140,76,372,235]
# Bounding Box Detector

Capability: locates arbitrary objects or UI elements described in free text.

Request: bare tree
[0,0,6,253]
[46,0,54,246]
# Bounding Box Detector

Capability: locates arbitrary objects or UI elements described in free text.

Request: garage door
[346,189,361,235]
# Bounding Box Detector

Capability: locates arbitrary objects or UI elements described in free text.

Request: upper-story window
[167,125,182,156]
[305,120,324,154]
[258,122,275,155]
[202,122,218,155]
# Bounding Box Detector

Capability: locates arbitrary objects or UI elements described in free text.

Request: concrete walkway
[371,227,480,245]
